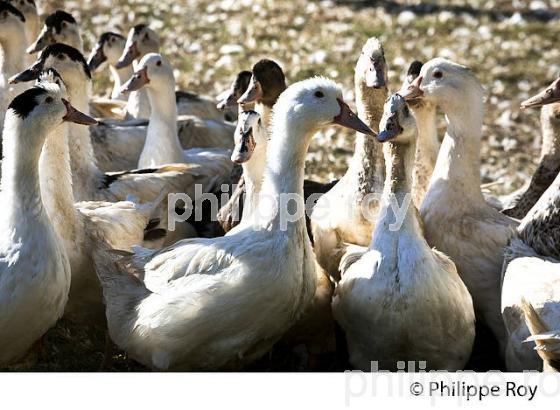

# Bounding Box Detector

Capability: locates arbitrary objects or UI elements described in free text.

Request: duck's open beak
[377,112,403,142]
[87,44,107,72]
[237,76,263,105]
[62,99,98,125]
[333,99,376,137]
[399,75,424,100]
[9,62,42,84]
[231,127,256,164]
[364,58,386,89]
[115,42,139,69]
[521,78,560,109]
[121,67,149,94]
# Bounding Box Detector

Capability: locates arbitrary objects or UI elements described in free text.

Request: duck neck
[255,101,273,129]
[139,81,184,167]
[428,97,485,204]
[518,172,560,257]
[540,105,560,161]
[372,138,419,251]
[67,78,102,201]
[25,13,40,47]
[1,119,47,223]
[257,117,312,232]
[0,30,26,84]
[346,80,386,196]
[241,139,268,222]
[109,64,133,100]
[412,102,439,168]
[39,122,80,239]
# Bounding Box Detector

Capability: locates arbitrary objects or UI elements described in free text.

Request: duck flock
[0,2,559,372]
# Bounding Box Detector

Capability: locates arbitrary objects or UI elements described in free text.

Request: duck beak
[231,127,256,164]
[377,112,402,142]
[364,58,386,89]
[9,62,42,84]
[27,31,50,54]
[121,67,149,94]
[399,75,424,100]
[333,99,376,136]
[115,42,139,69]
[237,76,263,105]
[521,78,560,109]
[62,99,98,125]
[87,44,107,72]
[217,91,238,111]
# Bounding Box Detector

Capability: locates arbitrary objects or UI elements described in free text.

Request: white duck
[400,60,440,207]
[92,77,374,371]
[27,9,82,54]
[311,37,387,281]
[121,52,231,169]
[87,31,132,102]
[7,0,39,53]
[228,110,336,362]
[0,86,90,364]
[115,24,233,122]
[36,70,166,327]
[400,58,518,352]
[333,94,475,371]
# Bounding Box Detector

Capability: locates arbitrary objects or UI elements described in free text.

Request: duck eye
[45,96,53,103]
[433,71,443,79]
[1,11,8,19]
[314,91,324,98]
[57,54,65,60]
[156,60,162,67]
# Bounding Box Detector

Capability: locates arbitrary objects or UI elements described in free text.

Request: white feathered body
[501,237,560,371]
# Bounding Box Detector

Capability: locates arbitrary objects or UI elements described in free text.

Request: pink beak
[399,75,424,100]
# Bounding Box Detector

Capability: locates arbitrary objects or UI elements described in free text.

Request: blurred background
[31,0,559,369]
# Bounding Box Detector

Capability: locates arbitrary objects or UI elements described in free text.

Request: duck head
[10,43,91,90]
[521,78,560,109]
[27,10,80,54]
[399,57,484,109]
[238,59,286,107]
[378,94,416,144]
[355,37,387,89]
[0,1,25,42]
[274,76,375,138]
[7,85,96,141]
[231,110,267,164]
[217,70,252,111]
[399,60,424,105]
[115,24,159,69]
[120,52,172,94]
[87,32,126,72]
